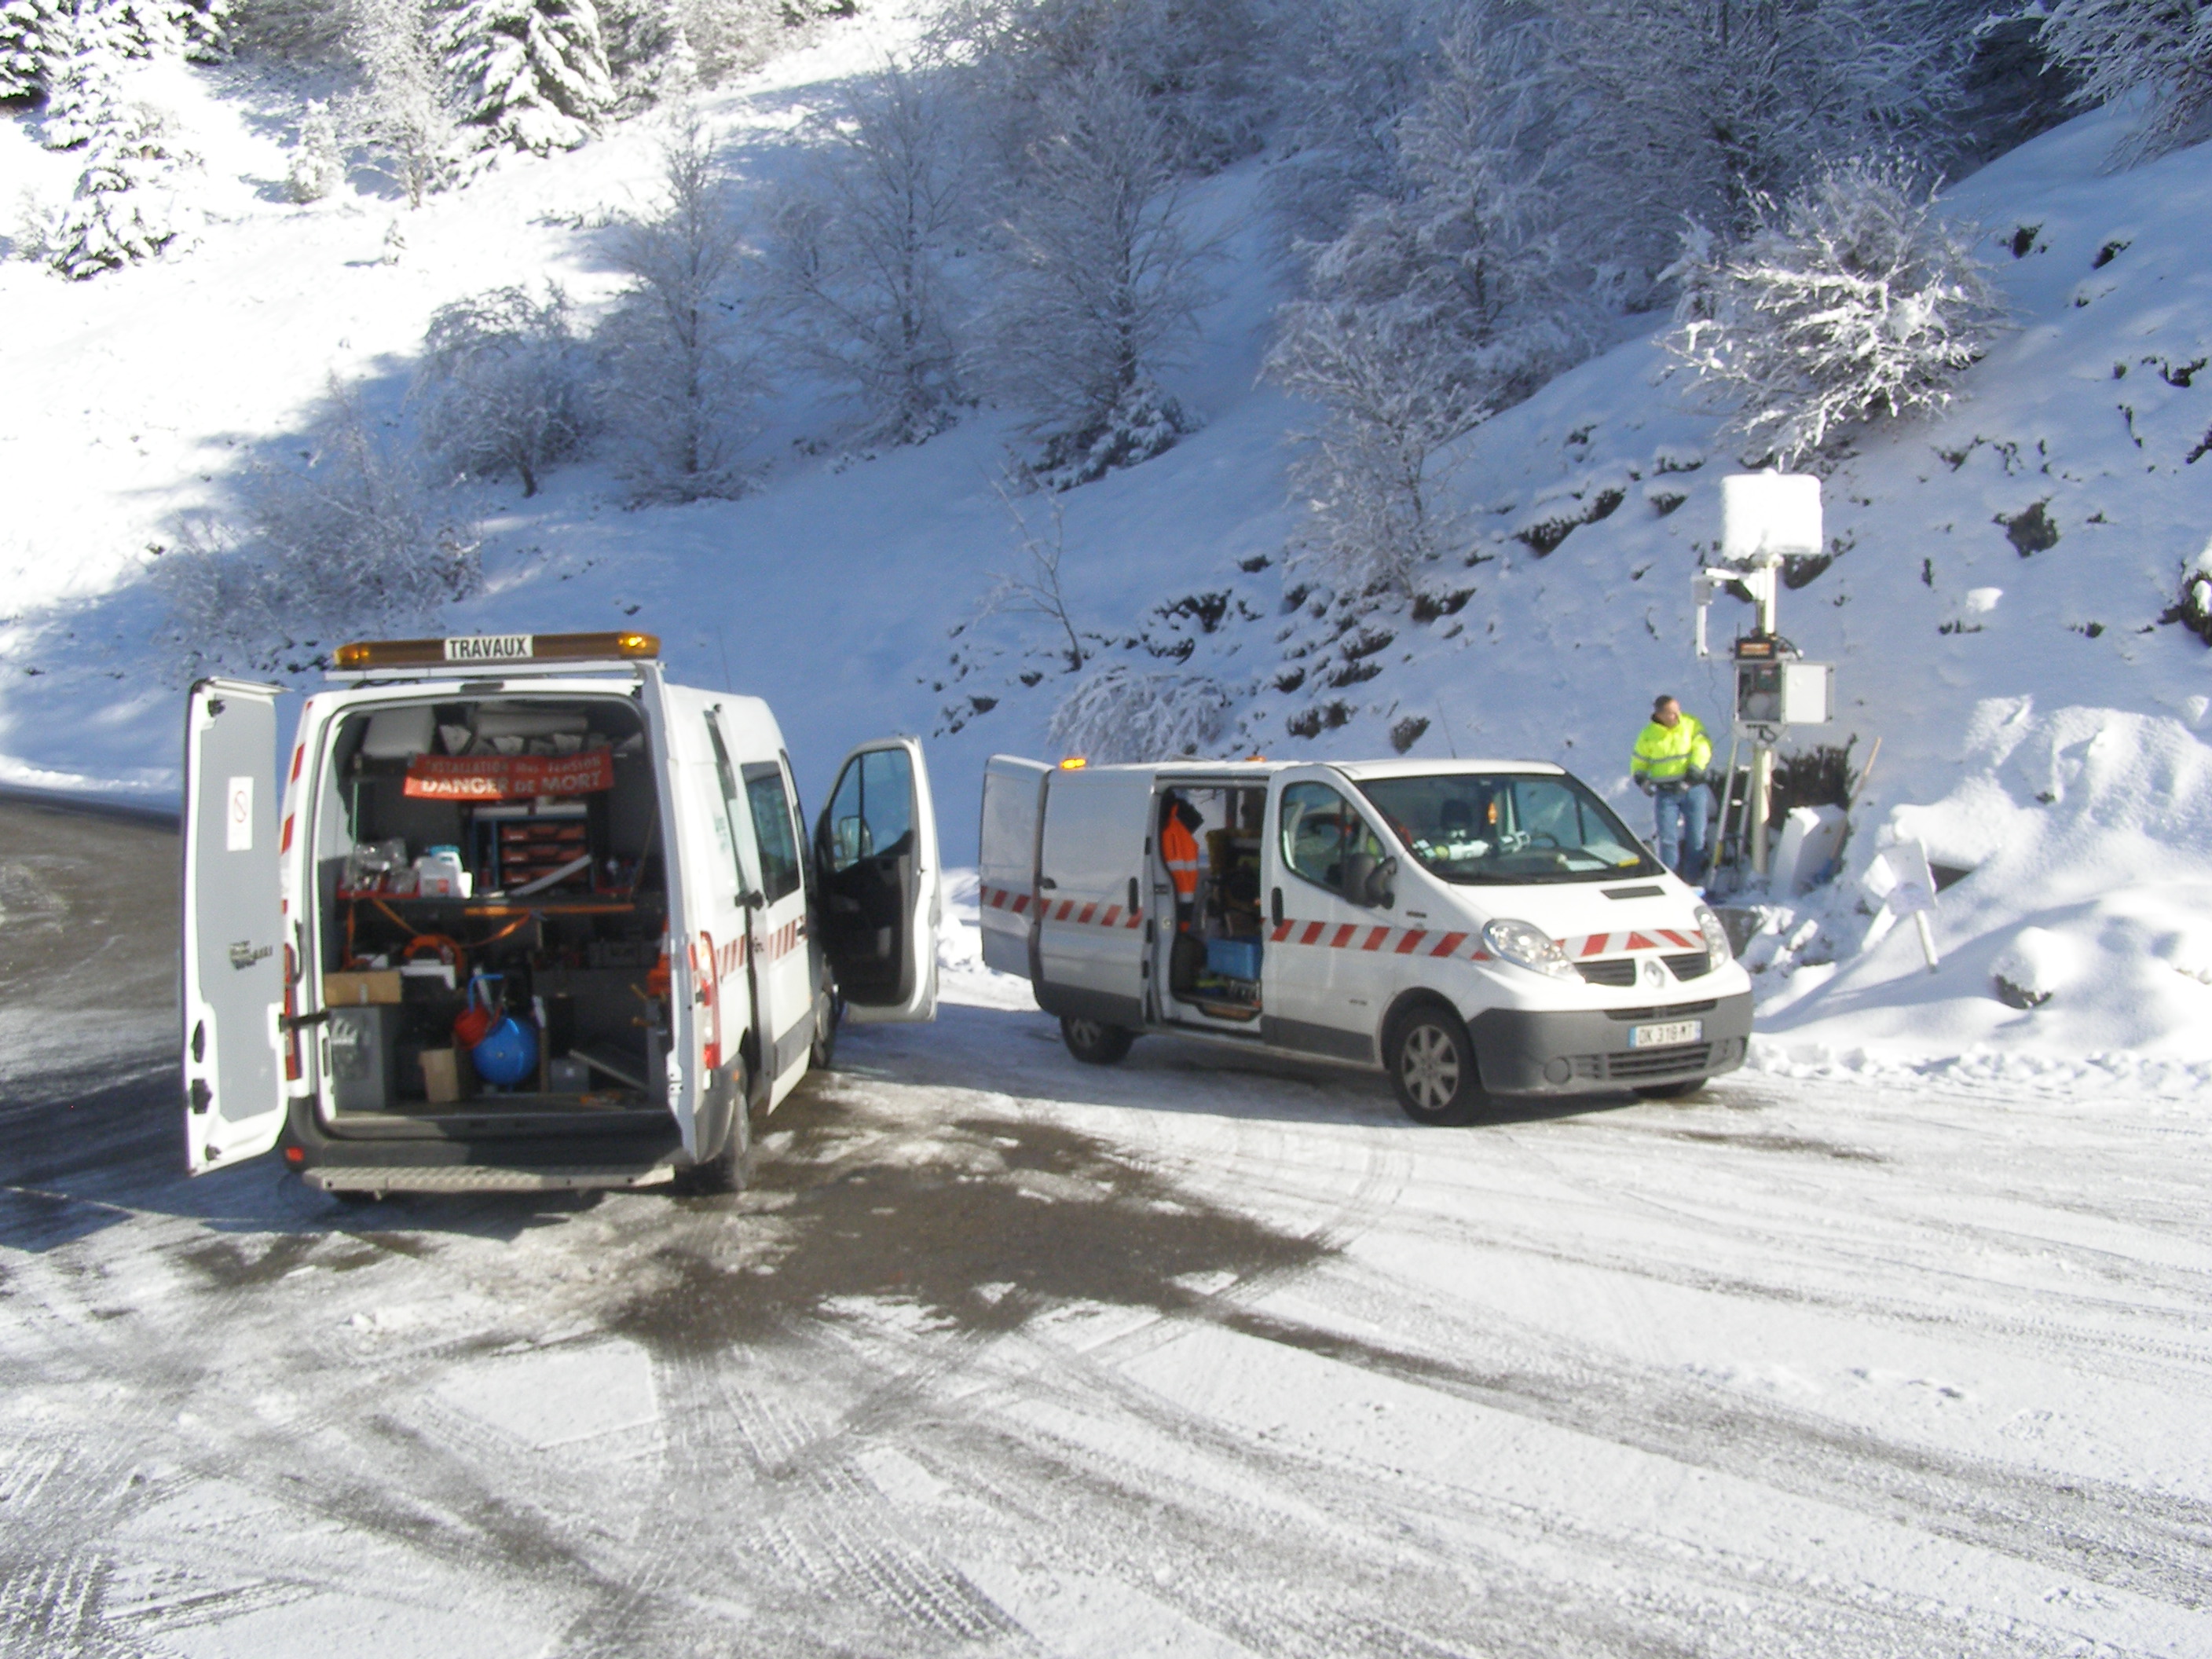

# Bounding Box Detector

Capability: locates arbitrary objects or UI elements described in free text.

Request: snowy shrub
[344,0,463,206]
[284,98,342,201]
[2168,543,2212,645]
[761,64,969,445]
[992,60,1215,485]
[1265,301,1478,596]
[1049,664,1232,764]
[2040,0,2212,163]
[156,381,480,676]
[0,0,64,100]
[417,283,592,496]
[1665,156,2008,468]
[441,0,613,154]
[598,115,765,502]
[50,97,186,278]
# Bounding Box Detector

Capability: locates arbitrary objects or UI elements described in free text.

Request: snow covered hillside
[2,15,2208,1074]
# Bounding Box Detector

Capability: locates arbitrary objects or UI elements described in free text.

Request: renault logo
[1642,958,1666,987]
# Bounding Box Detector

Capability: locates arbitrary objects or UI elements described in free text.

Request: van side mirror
[1341,852,1379,909]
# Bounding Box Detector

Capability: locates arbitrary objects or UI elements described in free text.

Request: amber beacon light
[332,632,662,670]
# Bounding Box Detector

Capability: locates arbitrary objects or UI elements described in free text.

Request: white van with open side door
[979,756,1752,1124]
[181,631,940,1196]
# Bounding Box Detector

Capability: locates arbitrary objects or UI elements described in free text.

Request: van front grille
[1604,1043,1712,1080]
[1603,1000,1717,1022]
[1573,958,1637,987]
[1664,951,1712,980]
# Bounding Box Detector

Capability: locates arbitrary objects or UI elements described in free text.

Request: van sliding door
[181,679,289,1174]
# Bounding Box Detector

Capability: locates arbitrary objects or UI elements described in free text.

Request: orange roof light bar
[332,632,661,670]
[1058,756,1088,770]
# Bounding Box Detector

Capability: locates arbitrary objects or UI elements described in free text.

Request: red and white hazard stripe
[1269,919,1493,961]
[980,884,1143,930]
[1567,928,1701,957]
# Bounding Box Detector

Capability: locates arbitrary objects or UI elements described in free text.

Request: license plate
[1629,1020,1703,1049]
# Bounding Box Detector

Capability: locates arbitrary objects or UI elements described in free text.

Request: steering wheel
[1525,832,1562,848]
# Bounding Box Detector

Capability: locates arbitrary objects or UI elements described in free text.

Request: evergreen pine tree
[0,0,64,101]
[42,2,126,150]
[51,94,178,276]
[441,0,612,154]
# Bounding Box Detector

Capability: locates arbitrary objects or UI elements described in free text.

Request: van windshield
[1354,772,1660,884]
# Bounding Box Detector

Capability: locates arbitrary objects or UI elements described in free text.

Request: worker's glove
[1637,778,1656,797]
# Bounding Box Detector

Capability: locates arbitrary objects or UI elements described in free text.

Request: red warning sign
[402,750,616,800]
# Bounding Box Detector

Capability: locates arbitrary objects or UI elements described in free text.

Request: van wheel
[1386,1002,1481,1126]
[810,976,840,1073]
[677,1086,753,1196]
[1060,1016,1133,1066]
[1634,1078,1706,1100]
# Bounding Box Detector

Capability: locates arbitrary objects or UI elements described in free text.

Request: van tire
[1060,1016,1133,1066]
[1385,1001,1481,1126]
[810,975,840,1073]
[676,1082,753,1196]
[1634,1079,1705,1100]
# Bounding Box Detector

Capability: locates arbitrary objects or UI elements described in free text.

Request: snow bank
[1752,700,2212,1075]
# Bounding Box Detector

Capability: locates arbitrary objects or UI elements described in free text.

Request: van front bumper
[1467,991,1753,1096]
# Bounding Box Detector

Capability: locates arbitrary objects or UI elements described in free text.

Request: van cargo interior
[313,697,671,1121]
[1159,783,1267,1027]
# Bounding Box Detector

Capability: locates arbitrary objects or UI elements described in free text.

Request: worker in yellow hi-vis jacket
[1631,694,1714,883]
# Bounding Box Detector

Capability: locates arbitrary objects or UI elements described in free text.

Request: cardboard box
[324,969,403,1005]
[420,1047,473,1104]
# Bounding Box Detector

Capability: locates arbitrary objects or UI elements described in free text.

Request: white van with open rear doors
[979,755,1752,1123]
[181,631,940,1196]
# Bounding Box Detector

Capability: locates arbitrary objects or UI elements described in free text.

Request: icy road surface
[3,801,2210,1658]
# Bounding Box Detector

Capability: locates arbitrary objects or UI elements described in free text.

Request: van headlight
[1482,918,1578,980]
[1694,903,1732,971]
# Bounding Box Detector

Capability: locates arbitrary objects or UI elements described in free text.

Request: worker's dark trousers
[1653,784,1711,883]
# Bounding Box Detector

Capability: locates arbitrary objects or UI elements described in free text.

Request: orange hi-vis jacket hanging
[1161,816,1200,904]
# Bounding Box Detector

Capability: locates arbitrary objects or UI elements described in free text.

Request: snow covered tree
[1049,663,1231,762]
[156,379,480,676]
[441,0,613,154]
[1266,302,1478,596]
[1664,156,2009,467]
[599,115,765,501]
[0,0,64,100]
[1307,15,1581,401]
[761,63,969,444]
[49,89,184,276]
[1551,0,1953,290]
[2039,0,2212,163]
[993,60,1217,486]
[1261,0,1444,247]
[417,284,592,496]
[284,97,342,200]
[942,0,1273,174]
[344,0,462,205]
[41,1,130,149]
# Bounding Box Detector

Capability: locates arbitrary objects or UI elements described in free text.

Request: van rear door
[816,738,941,1023]
[979,756,1049,976]
[1033,767,1152,1029]
[181,679,288,1174]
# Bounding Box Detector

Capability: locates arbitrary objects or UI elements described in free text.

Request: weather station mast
[1694,474,1837,885]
